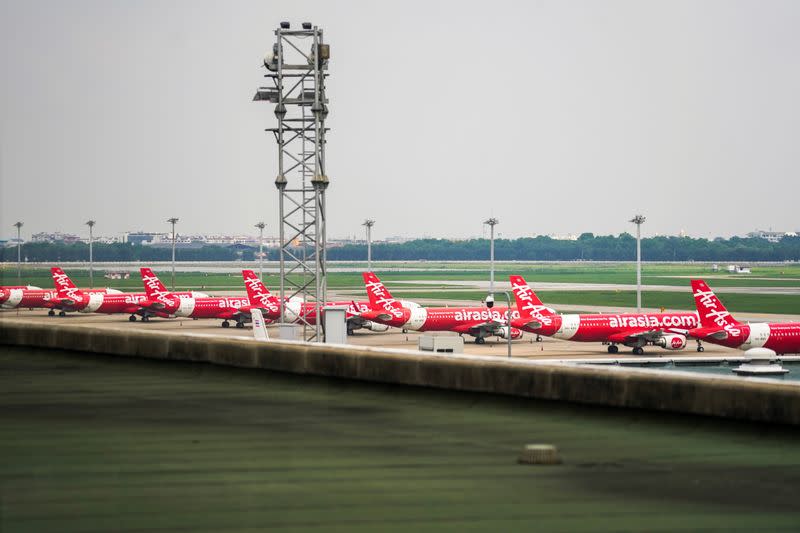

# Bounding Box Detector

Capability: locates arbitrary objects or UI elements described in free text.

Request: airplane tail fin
[140,268,169,298]
[509,275,554,318]
[51,267,84,299]
[690,279,741,329]
[362,272,402,311]
[251,308,270,341]
[242,270,280,311]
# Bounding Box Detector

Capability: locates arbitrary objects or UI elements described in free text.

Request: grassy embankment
[2,347,799,532]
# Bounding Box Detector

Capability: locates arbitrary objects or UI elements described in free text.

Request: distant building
[747,230,796,243]
[31,232,81,244]
[124,232,169,245]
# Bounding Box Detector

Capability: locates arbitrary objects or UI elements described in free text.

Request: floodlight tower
[484,218,499,299]
[362,219,375,271]
[254,21,331,341]
[255,222,266,278]
[13,221,23,282]
[86,220,95,288]
[167,217,179,290]
[630,215,646,312]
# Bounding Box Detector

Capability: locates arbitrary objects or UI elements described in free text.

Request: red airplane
[139,268,255,328]
[508,275,700,355]
[241,269,388,334]
[357,272,522,343]
[1,281,121,315]
[687,279,800,355]
[48,267,156,318]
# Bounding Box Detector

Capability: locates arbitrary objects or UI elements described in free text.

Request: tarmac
[1,307,743,359]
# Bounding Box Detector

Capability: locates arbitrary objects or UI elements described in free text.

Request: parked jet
[687,279,800,355]
[139,268,254,328]
[357,272,522,343]
[241,269,388,334]
[508,275,699,354]
[1,281,121,314]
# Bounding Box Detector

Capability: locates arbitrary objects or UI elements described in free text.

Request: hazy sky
[1,0,798,242]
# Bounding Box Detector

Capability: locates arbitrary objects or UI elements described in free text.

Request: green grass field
[391,290,800,315]
[2,263,797,315]
[2,347,800,532]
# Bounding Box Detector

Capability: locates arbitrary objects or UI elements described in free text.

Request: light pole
[362,219,375,271]
[167,217,179,290]
[255,222,266,278]
[630,215,646,313]
[485,290,513,359]
[484,218,499,297]
[13,221,23,283]
[86,220,95,288]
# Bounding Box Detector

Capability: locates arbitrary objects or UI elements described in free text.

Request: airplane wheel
[129,315,137,322]
[697,346,704,353]
[58,311,66,317]
[608,345,619,354]
[48,310,55,316]
[633,347,644,355]
[347,329,354,336]
[475,337,485,345]
[142,316,150,322]
[235,321,244,329]
[221,321,230,328]
[536,335,542,342]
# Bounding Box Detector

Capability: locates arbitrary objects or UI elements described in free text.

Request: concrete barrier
[2,319,800,425]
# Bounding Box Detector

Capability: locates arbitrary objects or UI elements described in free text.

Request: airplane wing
[609,329,666,344]
[464,320,505,337]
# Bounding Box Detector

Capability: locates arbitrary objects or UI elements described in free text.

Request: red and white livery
[687,279,800,355]
[1,277,120,315]
[139,268,252,328]
[357,272,522,343]
[509,275,699,354]
[241,270,387,334]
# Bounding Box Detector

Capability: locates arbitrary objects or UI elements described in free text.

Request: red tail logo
[242,270,280,313]
[139,268,173,303]
[51,267,84,302]
[691,279,741,336]
[362,272,404,319]
[509,275,554,326]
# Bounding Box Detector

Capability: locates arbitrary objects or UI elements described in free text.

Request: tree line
[2,234,800,263]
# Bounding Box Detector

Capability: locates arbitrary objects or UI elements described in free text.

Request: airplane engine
[364,321,390,333]
[656,334,687,350]
[496,326,523,340]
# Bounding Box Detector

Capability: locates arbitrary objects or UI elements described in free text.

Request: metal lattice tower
[254,22,330,341]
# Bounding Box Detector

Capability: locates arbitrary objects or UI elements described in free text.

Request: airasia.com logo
[671,336,684,349]
[511,280,553,326]
[693,287,741,336]
[365,280,404,318]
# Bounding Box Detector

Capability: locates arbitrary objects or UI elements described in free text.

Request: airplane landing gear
[129,315,137,322]
[235,321,244,329]
[696,341,704,353]
[48,310,55,316]
[58,311,66,317]
[607,344,619,354]
[142,316,150,322]
[475,337,486,344]
[632,347,644,355]
[221,321,230,328]
[536,335,542,342]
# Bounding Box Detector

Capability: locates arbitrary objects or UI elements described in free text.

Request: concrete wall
[2,319,799,425]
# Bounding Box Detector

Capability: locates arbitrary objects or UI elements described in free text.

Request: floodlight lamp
[280,21,290,29]
[302,22,312,30]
